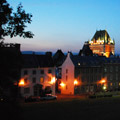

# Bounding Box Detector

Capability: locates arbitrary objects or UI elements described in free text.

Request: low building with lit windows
[19,54,56,97]
[59,52,120,95]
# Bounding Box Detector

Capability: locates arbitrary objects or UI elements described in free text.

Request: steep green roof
[91,30,114,44]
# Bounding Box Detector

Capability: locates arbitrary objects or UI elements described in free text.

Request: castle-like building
[89,30,115,57]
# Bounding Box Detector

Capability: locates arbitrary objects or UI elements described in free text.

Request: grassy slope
[21,97,120,120]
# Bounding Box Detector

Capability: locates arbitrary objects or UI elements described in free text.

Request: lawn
[20,96,120,120]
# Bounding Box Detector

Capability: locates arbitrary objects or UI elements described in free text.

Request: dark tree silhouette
[0,0,34,41]
[0,0,34,102]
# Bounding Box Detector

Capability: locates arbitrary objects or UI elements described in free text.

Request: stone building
[59,52,120,95]
[89,30,115,57]
[19,54,56,97]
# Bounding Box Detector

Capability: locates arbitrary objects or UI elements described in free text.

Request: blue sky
[6,0,120,54]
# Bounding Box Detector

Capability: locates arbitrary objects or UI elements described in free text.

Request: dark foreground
[1,96,120,120]
[21,96,120,120]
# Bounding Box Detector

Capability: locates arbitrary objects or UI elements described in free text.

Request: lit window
[104,67,107,72]
[40,77,44,83]
[48,77,51,82]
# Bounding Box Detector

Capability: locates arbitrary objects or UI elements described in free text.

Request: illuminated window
[104,67,107,72]
[40,77,44,83]
[48,77,51,82]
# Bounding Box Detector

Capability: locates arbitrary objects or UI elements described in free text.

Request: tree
[0,0,34,100]
[0,0,34,41]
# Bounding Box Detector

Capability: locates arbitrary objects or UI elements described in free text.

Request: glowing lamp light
[74,80,78,86]
[19,79,24,86]
[103,86,107,90]
[99,79,106,84]
[50,77,56,84]
[60,82,65,87]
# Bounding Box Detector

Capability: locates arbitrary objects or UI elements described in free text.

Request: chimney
[46,51,52,57]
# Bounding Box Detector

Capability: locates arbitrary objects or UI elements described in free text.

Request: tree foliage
[0,0,34,41]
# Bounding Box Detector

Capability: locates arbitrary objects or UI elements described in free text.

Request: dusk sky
[6,0,120,54]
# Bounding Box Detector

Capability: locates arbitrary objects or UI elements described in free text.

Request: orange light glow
[104,52,110,58]
[50,77,56,84]
[19,79,25,86]
[98,79,106,84]
[74,80,78,85]
[60,82,65,87]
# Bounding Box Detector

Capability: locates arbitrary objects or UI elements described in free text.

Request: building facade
[59,52,120,95]
[19,54,56,97]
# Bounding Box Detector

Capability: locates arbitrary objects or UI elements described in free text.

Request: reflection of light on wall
[49,77,56,84]
[98,79,106,84]
[104,52,110,58]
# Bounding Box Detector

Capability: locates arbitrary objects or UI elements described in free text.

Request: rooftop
[22,54,54,68]
[70,55,120,67]
[90,30,114,44]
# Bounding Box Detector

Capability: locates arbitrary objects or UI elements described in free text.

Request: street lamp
[18,79,25,86]
[74,80,78,86]
[60,82,65,88]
